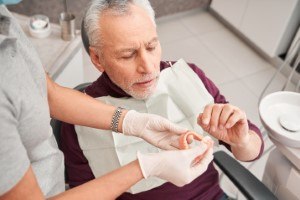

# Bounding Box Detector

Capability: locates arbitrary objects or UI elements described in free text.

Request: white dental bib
[75,59,214,193]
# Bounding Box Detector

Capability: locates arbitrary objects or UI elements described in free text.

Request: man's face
[90,4,161,100]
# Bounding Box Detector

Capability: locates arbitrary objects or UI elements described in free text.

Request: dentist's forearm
[49,160,143,200]
[231,130,262,161]
[46,75,127,130]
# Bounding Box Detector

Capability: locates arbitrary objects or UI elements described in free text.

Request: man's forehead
[99,5,156,44]
[100,15,158,52]
[108,36,158,54]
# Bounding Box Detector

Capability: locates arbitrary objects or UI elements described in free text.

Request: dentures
[179,131,214,166]
[179,131,204,150]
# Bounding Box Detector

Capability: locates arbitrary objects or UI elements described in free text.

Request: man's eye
[148,46,156,51]
[122,54,134,59]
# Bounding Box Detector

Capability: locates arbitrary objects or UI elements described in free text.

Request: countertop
[13,12,82,79]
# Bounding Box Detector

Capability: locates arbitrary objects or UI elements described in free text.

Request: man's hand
[137,141,214,187]
[122,110,188,150]
[197,104,250,148]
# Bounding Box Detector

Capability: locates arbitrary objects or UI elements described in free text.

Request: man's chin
[129,90,155,100]
[130,80,158,99]
[127,85,157,100]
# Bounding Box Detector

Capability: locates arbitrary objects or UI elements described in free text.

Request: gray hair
[84,0,156,48]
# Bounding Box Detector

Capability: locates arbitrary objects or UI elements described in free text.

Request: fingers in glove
[190,137,213,166]
[168,134,182,150]
[186,143,208,156]
[162,119,188,134]
[202,136,214,148]
[166,135,193,150]
[166,145,179,150]
[184,144,208,166]
[159,134,188,150]
[192,147,214,169]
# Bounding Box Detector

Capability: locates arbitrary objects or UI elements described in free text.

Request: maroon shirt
[61,62,264,200]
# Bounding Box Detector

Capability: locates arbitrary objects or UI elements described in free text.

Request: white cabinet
[211,0,300,57]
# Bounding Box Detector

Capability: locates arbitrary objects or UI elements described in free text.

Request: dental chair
[49,20,277,200]
[50,82,91,187]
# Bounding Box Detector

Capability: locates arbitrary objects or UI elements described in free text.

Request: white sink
[259,91,300,148]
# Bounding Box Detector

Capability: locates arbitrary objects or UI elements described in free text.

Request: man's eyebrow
[146,37,158,46]
[115,47,136,54]
[115,37,158,54]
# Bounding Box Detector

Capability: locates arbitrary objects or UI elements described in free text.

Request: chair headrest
[81,20,90,55]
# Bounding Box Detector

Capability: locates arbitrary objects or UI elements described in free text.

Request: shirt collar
[85,72,131,98]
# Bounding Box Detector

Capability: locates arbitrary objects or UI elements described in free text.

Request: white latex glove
[122,110,188,150]
[137,141,214,187]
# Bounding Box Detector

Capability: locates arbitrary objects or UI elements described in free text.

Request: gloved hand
[122,110,188,150]
[137,140,214,187]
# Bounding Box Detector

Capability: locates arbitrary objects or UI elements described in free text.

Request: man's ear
[89,47,105,72]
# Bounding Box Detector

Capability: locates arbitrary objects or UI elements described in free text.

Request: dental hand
[197,104,250,148]
[122,110,188,150]
[137,141,214,187]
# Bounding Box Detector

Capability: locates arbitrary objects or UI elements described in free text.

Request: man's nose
[137,51,155,74]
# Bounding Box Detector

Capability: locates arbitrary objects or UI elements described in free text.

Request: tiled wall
[7,0,211,29]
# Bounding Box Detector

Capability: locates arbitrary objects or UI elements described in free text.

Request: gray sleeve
[0,89,30,195]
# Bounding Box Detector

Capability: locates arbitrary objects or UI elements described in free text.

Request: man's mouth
[135,78,155,88]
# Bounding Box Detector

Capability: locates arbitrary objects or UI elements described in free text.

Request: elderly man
[61,0,264,199]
